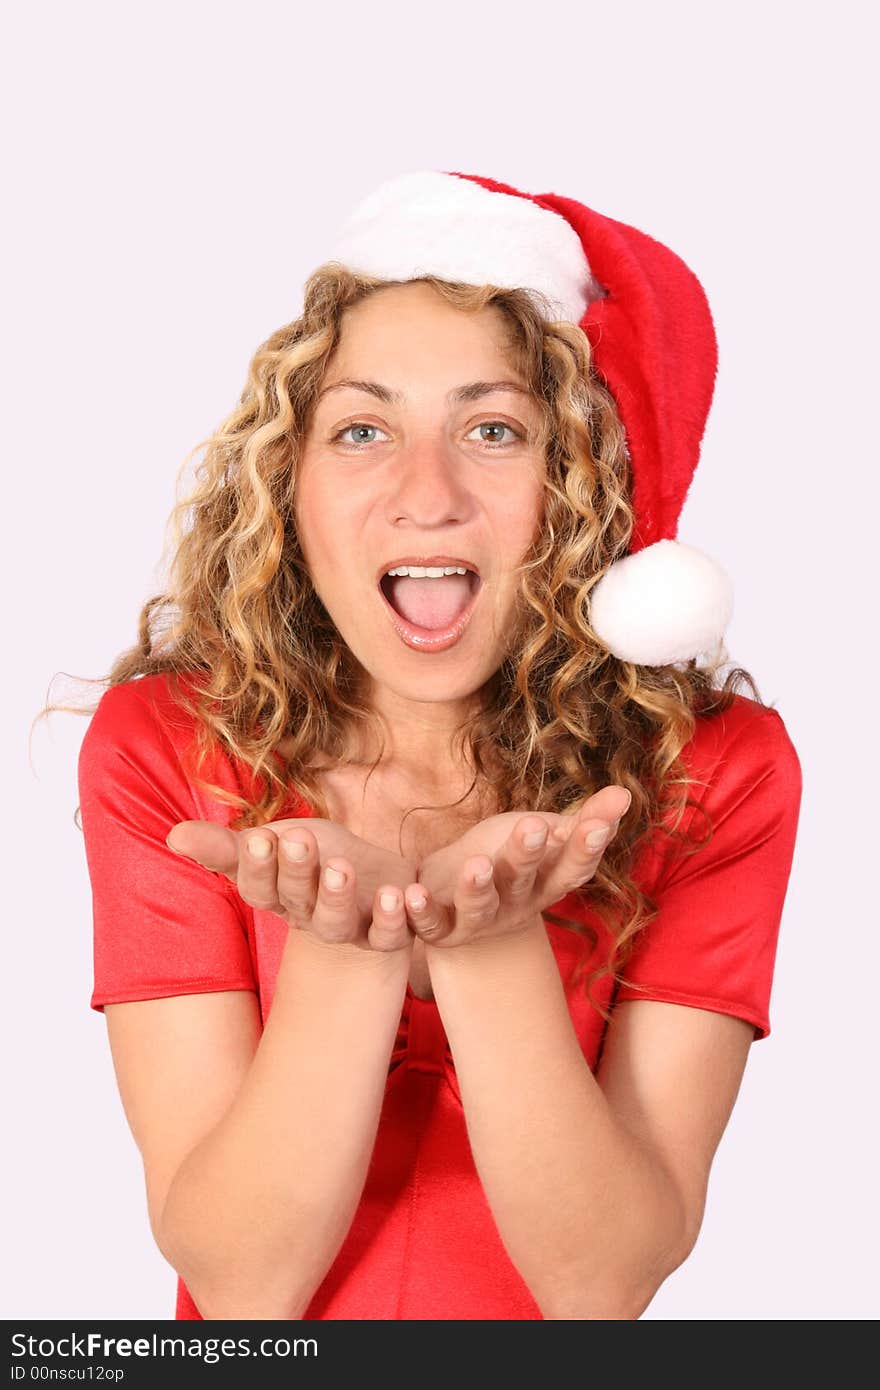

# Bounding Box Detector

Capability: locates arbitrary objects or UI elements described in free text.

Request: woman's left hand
[403,785,632,949]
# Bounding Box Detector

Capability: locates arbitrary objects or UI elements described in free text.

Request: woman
[71,171,802,1320]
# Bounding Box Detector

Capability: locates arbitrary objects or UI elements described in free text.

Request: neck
[344,679,484,785]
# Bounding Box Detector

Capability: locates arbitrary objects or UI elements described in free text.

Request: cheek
[497,481,545,549]
[294,474,353,563]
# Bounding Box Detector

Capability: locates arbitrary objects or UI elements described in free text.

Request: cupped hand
[165,817,418,953]
[401,785,632,949]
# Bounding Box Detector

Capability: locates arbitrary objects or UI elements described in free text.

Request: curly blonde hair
[40,263,766,1029]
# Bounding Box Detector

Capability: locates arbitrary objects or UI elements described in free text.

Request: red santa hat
[315,169,733,668]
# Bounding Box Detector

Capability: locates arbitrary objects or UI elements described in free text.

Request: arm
[152,929,411,1319]
[423,920,693,1320]
[409,797,755,1319]
[79,682,418,1318]
[116,820,418,1319]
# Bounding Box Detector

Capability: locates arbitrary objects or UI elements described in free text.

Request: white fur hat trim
[589,540,734,667]
[322,170,606,324]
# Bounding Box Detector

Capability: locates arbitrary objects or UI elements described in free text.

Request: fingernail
[281,837,308,862]
[324,865,346,890]
[380,891,399,912]
[586,826,612,850]
[473,865,494,887]
[407,891,427,912]
[248,835,272,859]
[524,827,548,849]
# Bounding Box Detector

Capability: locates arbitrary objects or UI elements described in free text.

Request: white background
[6,0,877,1320]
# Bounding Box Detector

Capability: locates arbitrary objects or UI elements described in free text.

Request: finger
[493,817,549,901]
[276,828,320,927]
[313,858,361,945]
[239,829,285,912]
[367,885,413,952]
[552,817,620,894]
[166,820,241,882]
[552,787,631,841]
[404,883,454,944]
[449,856,502,934]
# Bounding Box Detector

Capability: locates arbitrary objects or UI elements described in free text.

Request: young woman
[71,171,802,1320]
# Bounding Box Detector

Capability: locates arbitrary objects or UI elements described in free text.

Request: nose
[386,435,475,526]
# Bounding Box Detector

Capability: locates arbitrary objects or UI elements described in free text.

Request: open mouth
[378,570,482,651]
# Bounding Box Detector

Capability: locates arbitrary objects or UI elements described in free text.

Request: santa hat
[313,169,733,668]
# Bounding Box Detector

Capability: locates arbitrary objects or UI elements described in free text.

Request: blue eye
[467,421,522,448]
[334,423,388,447]
[332,420,524,450]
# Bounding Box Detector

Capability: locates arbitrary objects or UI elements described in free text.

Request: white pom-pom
[589,539,734,666]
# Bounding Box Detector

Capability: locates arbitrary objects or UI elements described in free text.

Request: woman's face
[294,281,546,716]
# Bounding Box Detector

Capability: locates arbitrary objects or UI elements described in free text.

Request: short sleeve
[78,680,258,1013]
[615,704,803,1041]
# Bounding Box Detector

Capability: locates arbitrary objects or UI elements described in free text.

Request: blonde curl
[37,264,766,1031]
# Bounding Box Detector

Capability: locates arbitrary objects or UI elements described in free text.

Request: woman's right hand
[165,817,418,955]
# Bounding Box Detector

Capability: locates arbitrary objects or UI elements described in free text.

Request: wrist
[275,926,413,1016]
[423,913,545,961]
[289,927,414,975]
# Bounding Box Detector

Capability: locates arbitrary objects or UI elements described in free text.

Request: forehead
[322,283,526,384]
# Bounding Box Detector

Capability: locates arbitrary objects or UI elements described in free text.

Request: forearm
[425,921,686,1319]
[158,929,410,1319]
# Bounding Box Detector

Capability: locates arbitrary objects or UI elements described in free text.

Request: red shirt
[77,672,802,1319]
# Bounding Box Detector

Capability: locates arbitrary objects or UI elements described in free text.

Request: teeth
[386,565,469,578]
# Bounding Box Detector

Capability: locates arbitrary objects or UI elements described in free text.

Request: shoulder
[633,692,803,895]
[682,692,802,797]
[77,671,225,807]
[87,670,208,730]
[79,672,200,772]
[667,693,802,878]
[79,671,303,820]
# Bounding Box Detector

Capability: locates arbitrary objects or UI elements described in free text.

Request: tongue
[386,574,473,630]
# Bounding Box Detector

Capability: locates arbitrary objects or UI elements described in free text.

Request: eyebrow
[316,378,533,405]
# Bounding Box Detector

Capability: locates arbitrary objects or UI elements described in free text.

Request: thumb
[165,820,241,881]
